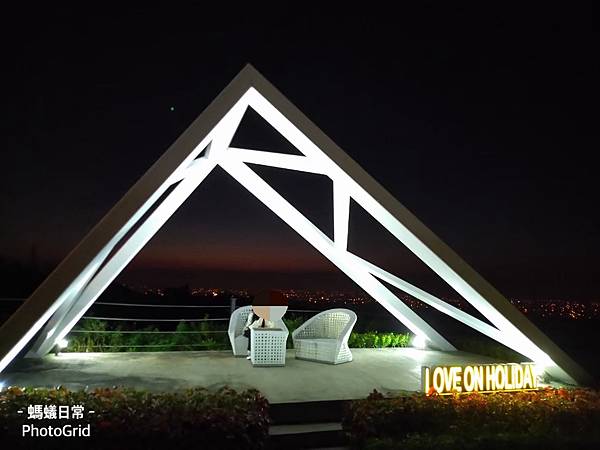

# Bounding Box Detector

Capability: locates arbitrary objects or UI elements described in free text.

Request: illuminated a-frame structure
[0,65,591,385]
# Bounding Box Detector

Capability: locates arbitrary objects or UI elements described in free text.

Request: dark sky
[1,6,598,299]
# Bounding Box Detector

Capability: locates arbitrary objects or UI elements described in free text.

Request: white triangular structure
[0,65,591,385]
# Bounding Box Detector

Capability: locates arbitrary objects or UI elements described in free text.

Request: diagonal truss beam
[228,147,325,174]
[28,158,218,356]
[27,100,248,357]
[348,253,513,347]
[219,157,455,351]
[333,181,350,250]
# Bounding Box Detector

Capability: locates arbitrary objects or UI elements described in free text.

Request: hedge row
[67,318,411,352]
[4,384,600,449]
[67,319,228,352]
[348,331,410,348]
[0,386,269,449]
[343,388,600,449]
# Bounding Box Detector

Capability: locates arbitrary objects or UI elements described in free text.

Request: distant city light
[57,339,69,350]
[133,285,600,319]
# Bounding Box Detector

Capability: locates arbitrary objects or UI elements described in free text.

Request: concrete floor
[2,348,500,403]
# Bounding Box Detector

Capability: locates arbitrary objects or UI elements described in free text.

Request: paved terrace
[2,348,500,403]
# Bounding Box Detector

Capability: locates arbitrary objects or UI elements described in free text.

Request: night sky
[1,6,598,299]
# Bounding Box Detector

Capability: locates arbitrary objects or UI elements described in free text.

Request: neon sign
[422,363,538,395]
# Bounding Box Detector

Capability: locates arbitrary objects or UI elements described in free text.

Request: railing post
[230,296,237,316]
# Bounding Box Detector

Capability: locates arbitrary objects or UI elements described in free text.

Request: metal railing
[0,297,320,314]
[0,298,321,349]
[82,316,230,322]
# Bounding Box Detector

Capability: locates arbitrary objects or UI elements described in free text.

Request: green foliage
[453,337,525,363]
[0,385,269,449]
[283,315,305,348]
[65,319,126,352]
[364,433,600,450]
[68,319,411,352]
[343,388,600,449]
[348,331,410,349]
[67,317,228,352]
[282,315,304,334]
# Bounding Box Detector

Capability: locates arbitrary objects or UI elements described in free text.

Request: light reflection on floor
[3,348,504,403]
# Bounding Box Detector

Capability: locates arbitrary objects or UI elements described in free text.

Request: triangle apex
[236,63,269,88]
[239,63,260,77]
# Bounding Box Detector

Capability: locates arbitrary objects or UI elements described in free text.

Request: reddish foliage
[0,386,270,449]
[343,388,600,445]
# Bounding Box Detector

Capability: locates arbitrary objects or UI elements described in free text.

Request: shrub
[452,336,524,363]
[361,433,600,450]
[282,315,304,334]
[283,315,305,348]
[67,319,412,352]
[67,317,229,352]
[0,386,269,449]
[348,331,410,349]
[343,388,600,449]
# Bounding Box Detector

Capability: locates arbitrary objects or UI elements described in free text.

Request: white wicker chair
[228,306,253,356]
[228,306,289,358]
[292,308,357,364]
